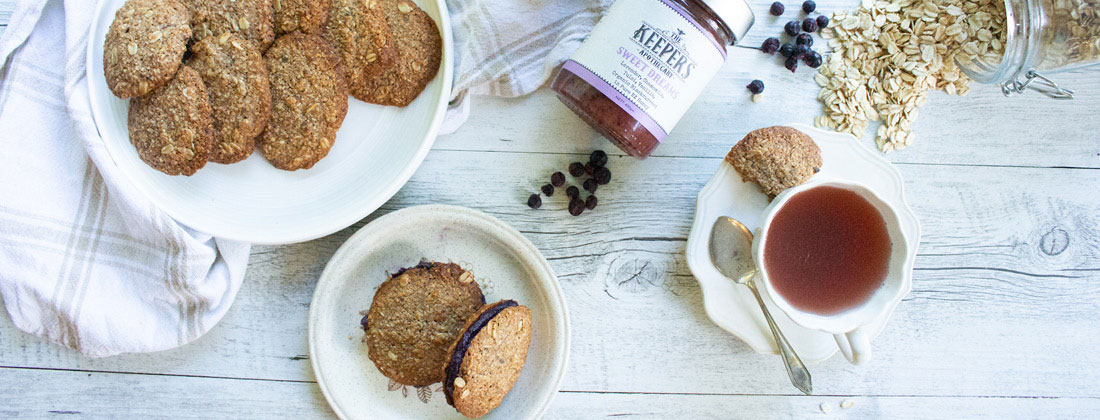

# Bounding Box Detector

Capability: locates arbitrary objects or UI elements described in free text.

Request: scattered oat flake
[841,399,855,409]
[819,402,833,413]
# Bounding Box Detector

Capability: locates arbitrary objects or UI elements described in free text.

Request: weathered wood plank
[443,46,1100,169]
[2,151,1098,400]
[2,367,1098,419]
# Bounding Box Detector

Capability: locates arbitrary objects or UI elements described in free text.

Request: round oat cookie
[183,0,275,50]
[103,0,192,99]
[443,300,532,418]
[362,262,485,386]
[323,0,396,101]
[725,126,823,197]
[128,66,213,176]
[359,0,441,106]
[259,33,348,171]
[274,0,331,35]
[186,33,271,164]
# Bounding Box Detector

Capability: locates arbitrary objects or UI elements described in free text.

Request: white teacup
[751,180,912,365]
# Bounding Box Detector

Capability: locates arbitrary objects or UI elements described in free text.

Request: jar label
[565,0,727,142]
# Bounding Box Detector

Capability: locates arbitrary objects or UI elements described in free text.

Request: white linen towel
[0,0,608,357]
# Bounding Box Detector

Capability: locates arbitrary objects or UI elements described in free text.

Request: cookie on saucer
[442,300,532,418]
[362,262,485,386]
[725,126,822,197]
[103,0,192,98]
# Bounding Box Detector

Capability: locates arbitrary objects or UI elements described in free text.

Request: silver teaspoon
[708,216,812,395]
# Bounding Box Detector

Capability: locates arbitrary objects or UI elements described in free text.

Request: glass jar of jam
[552,0,754,158]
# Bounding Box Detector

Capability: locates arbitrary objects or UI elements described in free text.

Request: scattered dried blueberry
[747,79,765,94]
[583,178,598,193]
[802,18,818,33]
[527,194,541,209]
[593,167,612,185]
[568,198,585,216]
[551,171,565,187]
[589,150,608,167]
[795,33,813,46]
[584,162,596,176]
[816,15,829,29]
[568,162,585,177]
[784,20,801,36]
[541,183,555,196]
[779,42,795,57]
[805,51,823,68]
[586,195,598,210]
[794,44,811,58]
[784,55,799,72]
[802,0,816,13]
[769,1,785,16]
[761,37,780,55]
[566,185,580,198]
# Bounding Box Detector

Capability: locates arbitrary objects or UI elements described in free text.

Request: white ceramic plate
[309,205,570,420]
[85,0,454,244]
[685,124,921,364]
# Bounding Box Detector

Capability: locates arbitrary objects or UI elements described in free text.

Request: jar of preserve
[552,0,755,158]
[957,0,1100,99]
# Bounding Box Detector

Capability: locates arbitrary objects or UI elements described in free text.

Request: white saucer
[684,124,921,364]
[308,205,570,419]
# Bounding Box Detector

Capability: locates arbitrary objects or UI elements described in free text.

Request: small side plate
[684,124,921,364]
[309,205,570,420]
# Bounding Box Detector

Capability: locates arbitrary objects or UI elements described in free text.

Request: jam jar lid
[699,0,755,43]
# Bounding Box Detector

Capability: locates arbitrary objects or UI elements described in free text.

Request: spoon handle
[745,279,813,395]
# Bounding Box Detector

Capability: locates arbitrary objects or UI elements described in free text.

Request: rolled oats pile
[813,0,1007,152]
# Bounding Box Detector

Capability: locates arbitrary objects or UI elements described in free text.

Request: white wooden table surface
[3,1,1100,418]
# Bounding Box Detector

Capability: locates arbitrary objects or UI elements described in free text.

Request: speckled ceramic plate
[86,0,453,244]
[684,124,921,364]
[308,205,570,420]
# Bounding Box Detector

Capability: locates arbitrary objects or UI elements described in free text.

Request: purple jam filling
[443,300,518,405]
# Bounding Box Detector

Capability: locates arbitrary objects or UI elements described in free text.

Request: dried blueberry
[769,1,785,16]
[586,195,598,210]
[584,162,596,176]
[541,183,554,196]
[589,150,608,167]
[551,171,565,187]
[794,44,811,58]
[779,42,795,57]
[795,33,813,46]
[805,51,823,68]
[747,79,765,94]
[802,18,818,33]
[761,37,780,55]
[566,185,580,198]
[784,55,799,72]
[816,15,830,29]
[527,194,541,209]
[802,0,816,13]
[593,167,611,185]
[568,162,585,177]
[583,178,598,193]
[784,20,801,36]
[568,197,585,216]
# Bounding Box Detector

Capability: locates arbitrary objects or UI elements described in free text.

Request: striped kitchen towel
[0,0,250,358]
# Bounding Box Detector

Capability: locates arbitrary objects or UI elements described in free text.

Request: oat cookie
[274,0,331,35]
[128,66,213,176]
[443,300,532,418]
[725,126,822,197]
[186,32,270,164]
[358,0,441,106]
[258,33,348,171]
[362,262,485,386]
[323,0,396,101]
[103,0,192,98]
[184,0,275,50]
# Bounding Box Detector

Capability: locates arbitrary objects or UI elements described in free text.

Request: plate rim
[307,204,571,420]
[84,0,456,245]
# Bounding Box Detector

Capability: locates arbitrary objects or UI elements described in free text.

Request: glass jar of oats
[957,0,1100,98]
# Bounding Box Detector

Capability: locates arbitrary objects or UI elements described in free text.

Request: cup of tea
[751,180,912,365]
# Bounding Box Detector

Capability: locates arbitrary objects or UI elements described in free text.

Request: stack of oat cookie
[103,0,442,175]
